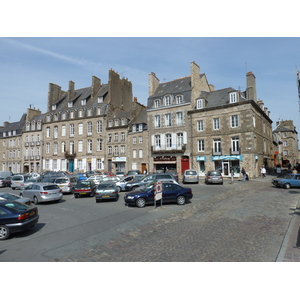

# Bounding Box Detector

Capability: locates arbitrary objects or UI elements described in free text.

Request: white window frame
[213,118,220,130]
[231,115,239,128]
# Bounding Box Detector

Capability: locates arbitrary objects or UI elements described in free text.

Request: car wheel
[284,183,291,189]
[75,194,79,198]
[136,197,146,208]
[116,186,122,193]
[0,225,10,240]
[33,196,39,205]
[176,195,186,205]
[95,199,100,203]
[12,187,15,190]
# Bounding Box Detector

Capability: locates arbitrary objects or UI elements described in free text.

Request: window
[62,112,66,120]
[133,149,137,158]
[97,139,102,151]
[121,145,125,154]
[108,120,113,127]
[81,99,86,105]
[97,120,102,133]
[176,112,183,126]
[108,146,112,155]
[78,123,83,135]
[198,139,204,152]
[213,139,221,153]
[68,101,73,108]
[176,95,183,104]
[97,159,103,169]
[79,110,83,118]
[87,109,92,117]
[61,142,66,153]
[87,121,92,135]
[69,141,75,154]
[154,100,160,108]
[114,133,118,142]
[166,134,172,148]
[213,118,220,130]
[46,127,50,138]
[53,142,58,155]
[114,146,119,156]
[284,150,288,156]
[78,160,82,170]
[115,119,119,126]
[78,140,83,152]
[70,124,74,137]
[139,136,143,143]
[87,140,92,153]
[139,149,143,158]
[283,141,288,146]
[231,115,239,128]
[62,125,66,137]
[139,124,143,132]
[46,142,50,154]
[132,125,137,132]
[229,92,237,103]
[155,115,161,128]
[54,126,58,139]
[231,137,240,152]
[98,96,103,103]
[155,135,161,148]
[70,111,74,119]
[197,120,204,131]
[165,113,171,127]
[121,118,126,126]
[108,134,112,143]
[133,137,137,144]
[165,95,171,106]
[121,132,125,141]
[196,99,204,109]
[177,133,183,147]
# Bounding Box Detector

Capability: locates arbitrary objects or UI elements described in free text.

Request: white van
[0,171,12,179]
[11,174,31,190]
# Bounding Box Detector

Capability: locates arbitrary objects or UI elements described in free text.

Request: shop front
[112,157,126,173]
[210,155,243,177]
[153,156,177,173]
[196,156,206,176]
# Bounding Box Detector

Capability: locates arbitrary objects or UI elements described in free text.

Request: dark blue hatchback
[0,200,39,240]
[124,182,193,208]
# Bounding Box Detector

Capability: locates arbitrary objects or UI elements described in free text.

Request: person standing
[230,167,234,183]
[241,167,247,182]
[261,165,266,178]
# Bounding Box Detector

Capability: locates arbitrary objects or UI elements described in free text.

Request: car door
[161,183,178,203]
[292,175,300,187]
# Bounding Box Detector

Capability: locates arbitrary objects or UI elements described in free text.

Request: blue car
[0,200,39,240]
[124,182,193,208]
[272,173,300,189]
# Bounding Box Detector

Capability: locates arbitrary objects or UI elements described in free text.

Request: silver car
[95,182,119,202]
[183,169,199,184]
[11,174,31,190]
[20,183,63,204]
[53,177,78,193]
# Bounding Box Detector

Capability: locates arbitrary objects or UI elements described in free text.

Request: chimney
[134,97,137,102]
[48,83,62,111]
[92,76,101,98]
[246,71,257,102]
[3,121,9,127]
[68,80,75,101]
[148,72,160,96]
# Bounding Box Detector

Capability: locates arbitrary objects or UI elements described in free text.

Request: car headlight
[126,195,135,199]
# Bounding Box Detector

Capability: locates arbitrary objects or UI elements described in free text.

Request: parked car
[0,200,39,240]
[88,175,104,185]
[101,176,120,183]
[0,177,6,188]
[73,173,88,181]
[272,173,300,189]
[115,175,136,192]
[20,177,43,189]
[0,192,32,206]
[11,174,31,190]
[124,182,193,208]
[125,173,177,191]
[41,177,56,183]
[53,177,78,194]
[205,170,223,185]
[95,182,119,202]
[73,180,97,198]
[102,172,114,177]
[183,169,199,184]
[126,170,141,176]
[4,177,12,187]
[20,183,63,204]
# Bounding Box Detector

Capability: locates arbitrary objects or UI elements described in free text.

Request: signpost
[154,181,162,208]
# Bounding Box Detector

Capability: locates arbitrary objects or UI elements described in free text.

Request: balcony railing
[151,144,186,153]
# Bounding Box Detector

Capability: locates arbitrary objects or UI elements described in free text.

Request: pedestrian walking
[241,167,247,182]
[261,165,266,178]
[230,167,234,183]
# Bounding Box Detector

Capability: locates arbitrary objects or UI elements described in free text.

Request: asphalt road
[0,176,298,262]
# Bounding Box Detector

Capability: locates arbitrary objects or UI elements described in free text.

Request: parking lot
[1,176,298,262]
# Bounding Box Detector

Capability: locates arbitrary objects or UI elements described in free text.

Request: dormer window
[68,101,73,108]
[81,99,86,105]
[52,104,56,110]
[229,92,237,103]
[108,120,113,127]
[98,96,103,103]
[132,125,137,132]
[139,124,143,132]
[196,99,204,109]
[121,118,126,125]
[164,95,171,106]
[176,95,183,104]
[115,119,119,126]
[154,99,160,108]
[78,110,83,118]
[26,122,30,131]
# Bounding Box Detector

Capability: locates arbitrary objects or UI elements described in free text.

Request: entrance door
[223,161,229,175]
[69,159,74,173]
[181,156,189,174]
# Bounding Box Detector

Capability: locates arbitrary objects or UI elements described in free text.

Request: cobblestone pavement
[52,176,300,262]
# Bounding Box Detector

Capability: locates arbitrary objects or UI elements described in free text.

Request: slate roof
[273,126,294,133]
[0,118,26,136]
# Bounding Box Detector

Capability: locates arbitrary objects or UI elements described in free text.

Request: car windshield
[25,178,36,182]
[0,193,20,200]
[55,178,68,183]
[97,183,115,189]
[12,176,23,181]
[186,171,197,175]
[43,185,60,190]
[278,173,293,179]
[77,182,92,188]
[209,171,221,176]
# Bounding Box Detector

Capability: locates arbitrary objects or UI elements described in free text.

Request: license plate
[80,192,87,195]
[103,195,110,197]
[59,185,64,187]
[212,177,218,180]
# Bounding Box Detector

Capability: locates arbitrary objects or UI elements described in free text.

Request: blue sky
[1,36,300,133]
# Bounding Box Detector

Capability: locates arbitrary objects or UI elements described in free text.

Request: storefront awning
[153,161,176,164]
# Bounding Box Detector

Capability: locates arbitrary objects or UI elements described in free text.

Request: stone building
[42,69,146,174]
[147,62,214,174]
[273,120,299,167]
[188,71,273,178]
